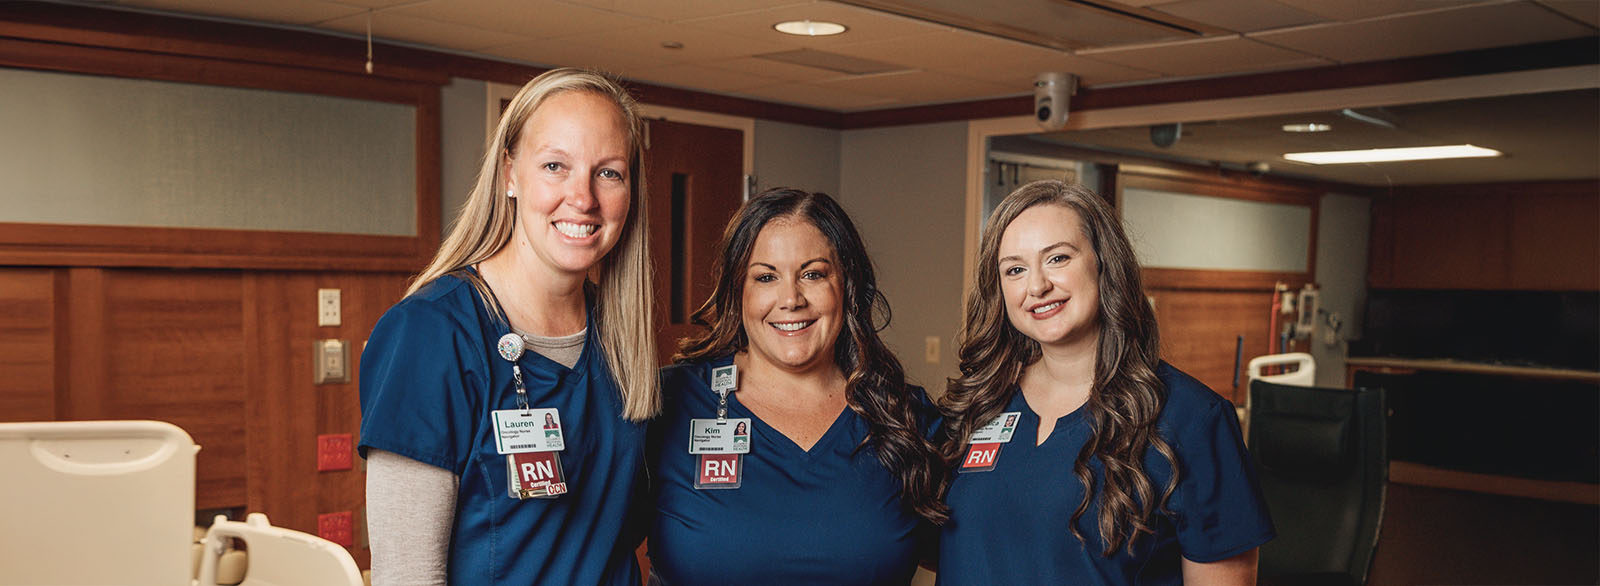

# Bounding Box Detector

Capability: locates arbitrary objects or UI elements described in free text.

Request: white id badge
[492,408,565,454]
[969,411,1022,444]
[689,418,752,454]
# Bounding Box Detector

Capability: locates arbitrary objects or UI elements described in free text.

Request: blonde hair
[407,68,658,421]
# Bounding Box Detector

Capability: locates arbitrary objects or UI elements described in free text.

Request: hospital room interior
[1,0,1596,584]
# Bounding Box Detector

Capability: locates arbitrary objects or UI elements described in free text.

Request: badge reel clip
[691,364,748,490]
[495,333,569,499]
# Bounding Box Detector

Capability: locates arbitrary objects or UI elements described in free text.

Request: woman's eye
[542,162,564,172]
[802,270,826,280]
[1048,254,1070,264]
[1003,266,1024,277]
[753,274,777,283]
[598,168,623,180]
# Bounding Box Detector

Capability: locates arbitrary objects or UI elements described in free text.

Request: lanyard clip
[716,389,728,423]
[513,364,530,412]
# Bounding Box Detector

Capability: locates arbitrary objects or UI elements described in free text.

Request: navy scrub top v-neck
[647,355,935,586]
[358,272,647,586]
[938,362,1274,585]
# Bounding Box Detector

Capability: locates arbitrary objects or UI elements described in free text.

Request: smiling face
[997,203,1102,353]
[740,218,844,374]
[501,90,632,280]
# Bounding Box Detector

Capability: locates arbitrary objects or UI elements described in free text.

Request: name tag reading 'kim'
[961,411,1021,473]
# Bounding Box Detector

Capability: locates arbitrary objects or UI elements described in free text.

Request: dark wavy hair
[938,180,1176,555]
[677,188,948,524]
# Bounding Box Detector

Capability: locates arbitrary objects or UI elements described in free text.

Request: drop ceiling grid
[383,0,656,39]
[115,0,367,27]
[1536,0,1600,27]
[320,9,534,51]
[552,0,810,23]
[1249,1,1598,63]
[813,70,1018,103]
[621,62,792,92]
[1144,0,1327,33]
[674,1,952,48]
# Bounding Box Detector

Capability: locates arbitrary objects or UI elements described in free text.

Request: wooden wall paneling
[1508,188,1600,290]
[1149,287,1279,404]
[1388,193,1510,289]
[62,268,108,421]
[91,269,250,509]
[246,270,408,568]
[0,268,59,421]
[1368,197,1397,288]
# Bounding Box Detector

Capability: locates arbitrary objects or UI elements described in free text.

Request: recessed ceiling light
[1283,144,1502,165]
[1282,123,1331,133]
[774,20,848,37]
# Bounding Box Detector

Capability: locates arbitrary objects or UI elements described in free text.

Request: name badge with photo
[491,408,565,455]
[689,418,752,455]
[969,411,1022,444]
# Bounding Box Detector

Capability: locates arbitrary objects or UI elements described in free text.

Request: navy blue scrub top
[358,273,646,586]
[647,355,934,586]
[938,362,1274,585]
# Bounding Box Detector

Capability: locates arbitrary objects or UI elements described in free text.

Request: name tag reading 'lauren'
[492,408,565,454]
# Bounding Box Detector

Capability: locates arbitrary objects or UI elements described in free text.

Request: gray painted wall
[754,119,841,197]
[838,121,969,394]
[1311,193,1371,387]
[439,77,488,239]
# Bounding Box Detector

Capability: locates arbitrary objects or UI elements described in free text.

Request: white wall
[439,77,488,238]
[1312,193,1372,387]
[839,121,969,394]
[754,119,841,197]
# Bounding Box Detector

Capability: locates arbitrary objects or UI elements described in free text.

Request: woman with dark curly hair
[647,188,946,585]
[936,180,1272,585]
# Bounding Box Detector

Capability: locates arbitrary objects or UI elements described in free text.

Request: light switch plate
[314,339,349,384]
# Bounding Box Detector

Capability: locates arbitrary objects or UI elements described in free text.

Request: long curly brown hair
[677,188,949,524]
[939,180,1176,555]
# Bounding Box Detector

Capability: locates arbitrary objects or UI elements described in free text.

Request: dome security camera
[1034,73,1077,130]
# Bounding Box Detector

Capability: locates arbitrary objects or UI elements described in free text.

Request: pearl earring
[507,187,515,198]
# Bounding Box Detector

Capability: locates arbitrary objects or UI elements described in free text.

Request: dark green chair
[1248,380,1387,586]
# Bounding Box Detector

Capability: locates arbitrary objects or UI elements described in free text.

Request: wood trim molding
[1142,268,1310,291]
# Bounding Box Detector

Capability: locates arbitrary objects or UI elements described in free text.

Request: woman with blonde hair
[937,180,1272,584]
[359,68,656,586]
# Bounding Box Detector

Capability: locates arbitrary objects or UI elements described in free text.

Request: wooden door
[644,119,744,365]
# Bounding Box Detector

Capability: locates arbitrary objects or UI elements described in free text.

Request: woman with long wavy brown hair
[646,188,946,585]
[936,180,1272,585]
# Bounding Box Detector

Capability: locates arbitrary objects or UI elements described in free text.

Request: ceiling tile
[119,0,364,26]
[568,22,795,64]
[826,29,1079,77]
[326,0,427,8]
[678,1,949,48]
[815,70,1019,103]
[1078,35,1331,77]
[940,47,1162,88]
[386,0,655,39]
[1147,0,1327,33]
[732,81,897,110]
[1538,0,1600,27]
[554,0,808,22]
[701,57,852,82]
[479,39,675,73]
[1251,1,1596,64]
[623,63,788,92]
[320,11,534,51]
[1265,0,1497,21]
[836,0,1197,49]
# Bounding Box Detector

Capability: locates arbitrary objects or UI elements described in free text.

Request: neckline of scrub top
[1016,384,1090,447]
[461,265,593,375]
[712,354,854,460]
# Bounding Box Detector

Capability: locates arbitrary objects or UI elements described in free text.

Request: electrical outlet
[924,336,940,364]
[318,288,341,327]
[317,511,354,547]
[314,339,350,384]
[317,433,353,472]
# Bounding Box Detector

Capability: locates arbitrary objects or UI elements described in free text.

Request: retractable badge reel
[691,364,748,490]
[493,333,569,499]
[960,411,1021,473]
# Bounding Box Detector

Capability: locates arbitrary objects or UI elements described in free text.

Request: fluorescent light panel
[1283,144,1502,165]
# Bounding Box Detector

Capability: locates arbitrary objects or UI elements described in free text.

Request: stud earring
[507,187,515,198]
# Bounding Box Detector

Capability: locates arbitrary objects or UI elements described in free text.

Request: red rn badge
[507,451,568,499]
[961,442,1001,473]
[695,453,742,489]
